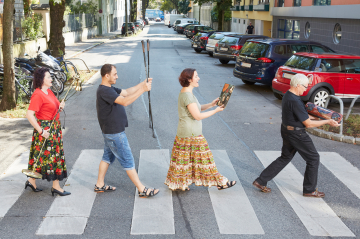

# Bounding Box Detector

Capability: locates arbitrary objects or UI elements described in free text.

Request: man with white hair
[252,73,339,198]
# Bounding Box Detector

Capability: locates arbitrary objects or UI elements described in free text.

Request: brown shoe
[303,189,325,198]
[252,180,271,193]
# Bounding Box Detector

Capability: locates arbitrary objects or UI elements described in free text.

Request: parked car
[191,31,216,53]
[213,34,269,64]
[144,18,149,25]
[173,18,199,30]
[206,32,236,56]
[233,39,335,85]
[121,23,135,35]
[186,25,213,38]
[272,52,360,106]
[175,23,194,33]
[134,20,144,30]
[156,17,161,22]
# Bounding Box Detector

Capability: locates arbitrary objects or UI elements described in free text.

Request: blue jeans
[102,132,135,171]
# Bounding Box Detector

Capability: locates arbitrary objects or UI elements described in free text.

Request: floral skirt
[164,135,228,191]
[28,119,67,181]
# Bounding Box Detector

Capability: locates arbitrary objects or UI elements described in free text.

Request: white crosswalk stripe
[0,149,358,237]
[255,151,355,237]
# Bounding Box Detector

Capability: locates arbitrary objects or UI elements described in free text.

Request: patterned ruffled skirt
[28,119,67,181]
[164,135,228,191]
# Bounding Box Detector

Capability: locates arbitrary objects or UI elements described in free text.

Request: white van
[173,18,199,29]
[164,14,183,27]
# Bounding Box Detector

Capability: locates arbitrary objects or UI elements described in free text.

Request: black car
[186,25,213,38]
[121,23,135,35]
[233,39,336,85]
[206,32,237,56]
[176,23,194,34]
[214,34,269,64]
[192,31,216,53]
[134,20,144,30]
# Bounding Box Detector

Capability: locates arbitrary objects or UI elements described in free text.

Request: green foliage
[211,5,231,22]
[178,0,191,14]
[160,0,175,12]
[148,0,160,9]
[66,0,98,14]
[21,13,44,40]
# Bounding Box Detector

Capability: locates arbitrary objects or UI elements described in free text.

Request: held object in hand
[216,83,235,108]
[305,102,343,123]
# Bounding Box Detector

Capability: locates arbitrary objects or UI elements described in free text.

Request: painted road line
[209,150,264,235]
[131,149,174,235]
[0,151,29,219]
[255,151,355,237]
[320,152,360,200]
[36,150,101,235]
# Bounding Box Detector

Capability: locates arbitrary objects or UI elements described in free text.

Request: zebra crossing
[0,149,358,237]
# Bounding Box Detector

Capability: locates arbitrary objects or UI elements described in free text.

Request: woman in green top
[164,68,236,191]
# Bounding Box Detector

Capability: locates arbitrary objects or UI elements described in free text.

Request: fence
[63,13,97,33]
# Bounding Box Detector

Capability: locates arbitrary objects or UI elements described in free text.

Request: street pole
[125,0,128,35]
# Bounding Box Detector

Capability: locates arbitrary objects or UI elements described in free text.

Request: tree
[130,0,137,22]
[168,0,179,12]
[141,0,149,20]
[48,0,66,57]
[0,0,16,111]
[211,0,232,30]
[160,0,175,12]
[178,0,191,15]
[193,0,209,24]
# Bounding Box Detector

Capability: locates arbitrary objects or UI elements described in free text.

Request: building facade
[271,0,360,55]
[231,0,273,37]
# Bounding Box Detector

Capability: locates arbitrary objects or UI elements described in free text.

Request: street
[1,22,360,239]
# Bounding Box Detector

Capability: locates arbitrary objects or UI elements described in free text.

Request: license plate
[193,44,197,47]
[283,73,294,79]
[220,47,228,51]
[241,62,251,68]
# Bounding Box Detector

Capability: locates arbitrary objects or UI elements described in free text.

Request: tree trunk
[48,0,66,57]
[218,10,223,31]
[0,0,16,111]
[199,4,201,24]
[130,0,137,22]
[125,0,128,34]
[142,0,149,20]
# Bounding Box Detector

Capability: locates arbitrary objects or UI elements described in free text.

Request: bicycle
[0,70,36,103]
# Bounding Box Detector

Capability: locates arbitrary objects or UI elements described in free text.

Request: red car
[272,52,360,107]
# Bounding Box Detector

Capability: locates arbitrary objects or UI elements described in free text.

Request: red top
[28,88,60,120]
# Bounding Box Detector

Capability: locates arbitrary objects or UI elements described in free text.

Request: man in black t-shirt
[246,22,254,34]
[252,74,339,198]
[94,64,159,198]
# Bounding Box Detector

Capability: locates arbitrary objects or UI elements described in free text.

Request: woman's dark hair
[179,68,196,87]
[33,67,50,89]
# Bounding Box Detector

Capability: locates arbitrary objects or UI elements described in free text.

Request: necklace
[41,88,48,95]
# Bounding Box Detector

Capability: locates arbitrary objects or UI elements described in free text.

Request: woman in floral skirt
[25,67,70,196]
[164,68,236,191]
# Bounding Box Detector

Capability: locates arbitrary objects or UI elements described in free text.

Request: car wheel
[194,49,202,53]
[309,87,329,107]
[273,92,283,100]
[220,60,229,64]
[242,79,255,85]
[208,52,213,57]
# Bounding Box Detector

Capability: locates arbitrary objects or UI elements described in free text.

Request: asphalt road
[0,22,359,239]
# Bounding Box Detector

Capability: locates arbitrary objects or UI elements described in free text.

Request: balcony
[230,5,240,11]
[244,5,253,11]
[253,4,269,11]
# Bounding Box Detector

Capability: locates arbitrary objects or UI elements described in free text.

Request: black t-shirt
[96,85,128,134]
[282,91,309,128]
[247,25,254,34]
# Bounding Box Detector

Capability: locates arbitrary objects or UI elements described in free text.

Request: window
[343,59,360,74]
[259,0,269,3]
[290,44,308,53]
[278,0,284,7]
[293,0,301,6]
[239,42,270,58]
[305,22,310,39]
[313,0,331,5]
[274,45,292,56]
[333,23,341,44]
[219,36,239,44]
[310,45,328,53]
[319,59,344,72]
[285,55,316,71]
[278,19,300,39]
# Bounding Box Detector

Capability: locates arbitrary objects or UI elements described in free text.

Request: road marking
[255,151,355,237]
[319,152,360,200]
[209,150,264,234]
[36,150,101,235]
[0,151,28,219]
[131,149,174,235]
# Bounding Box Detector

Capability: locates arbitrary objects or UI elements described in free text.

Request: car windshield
[219,36,238,44]
[122,23,133,26]
[210,33,224,40]
[285,55,316,71]
[175,20,181,24]
[239,42,269,58]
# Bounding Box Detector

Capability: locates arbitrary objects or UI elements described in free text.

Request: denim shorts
[102,132,135,171]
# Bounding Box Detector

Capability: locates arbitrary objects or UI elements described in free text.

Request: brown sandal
[217,181,237,190]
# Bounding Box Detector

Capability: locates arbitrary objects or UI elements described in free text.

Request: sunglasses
[301,84,308,89]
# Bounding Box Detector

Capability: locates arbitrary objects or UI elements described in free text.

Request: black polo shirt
[282,91,309,128]
[96,85,128,134]
[247,25,254,34]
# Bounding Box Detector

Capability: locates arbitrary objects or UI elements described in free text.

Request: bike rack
[65,58,91,73]
[325,95,343,136]
[345,95,360,120]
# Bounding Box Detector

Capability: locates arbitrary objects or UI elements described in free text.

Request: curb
[306,128,360,145]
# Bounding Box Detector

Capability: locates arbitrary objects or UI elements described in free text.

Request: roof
[225,34,268,38]
[247,38,329,45]
[295,52,360,59]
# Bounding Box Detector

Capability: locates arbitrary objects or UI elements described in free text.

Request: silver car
[206,32,237,56]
